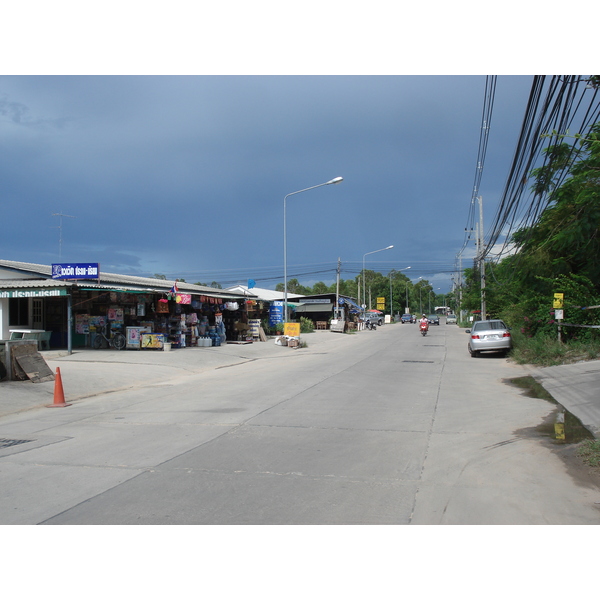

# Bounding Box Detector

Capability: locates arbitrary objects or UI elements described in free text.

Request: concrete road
[1,322,599,524]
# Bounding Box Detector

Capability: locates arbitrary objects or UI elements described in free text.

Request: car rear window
[473,321,506,331]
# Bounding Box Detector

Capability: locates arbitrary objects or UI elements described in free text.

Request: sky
[1,4,594,297]
[0,75,536,294]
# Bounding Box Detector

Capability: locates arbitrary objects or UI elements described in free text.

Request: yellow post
[554,412,565,441]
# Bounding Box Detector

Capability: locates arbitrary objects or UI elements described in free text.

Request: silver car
[466,319,512,357]
[446,314,457,324]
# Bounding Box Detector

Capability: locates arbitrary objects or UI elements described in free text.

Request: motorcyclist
[419,314,429,331]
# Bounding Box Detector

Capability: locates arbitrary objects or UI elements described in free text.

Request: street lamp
[283,176,343,322]
[389,266,410,317]
[413,277,423,314]
[362,245,393,311]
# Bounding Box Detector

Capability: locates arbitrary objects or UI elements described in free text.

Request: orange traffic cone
[46,367,71,408]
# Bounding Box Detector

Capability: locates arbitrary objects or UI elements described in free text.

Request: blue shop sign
[269,300,284,326]
[52,263,100,280]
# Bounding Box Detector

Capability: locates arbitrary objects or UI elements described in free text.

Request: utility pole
[458,252,463,319]
[335,257,341,319]
[52,212,76,259]
[477,196,486,320]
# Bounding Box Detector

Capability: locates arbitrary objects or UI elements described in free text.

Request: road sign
[553,293,564,309]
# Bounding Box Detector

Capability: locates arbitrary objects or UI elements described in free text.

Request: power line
[482,75,600,261]
[458,75,497,259]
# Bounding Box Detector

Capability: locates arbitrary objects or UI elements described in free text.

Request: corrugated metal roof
[0,279,78,289]
[0,259,255,299]
[225,285,302,301]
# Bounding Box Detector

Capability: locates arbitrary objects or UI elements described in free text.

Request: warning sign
[553,293,564,309]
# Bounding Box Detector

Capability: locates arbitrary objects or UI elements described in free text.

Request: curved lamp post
[413,276,423,314]
[284,176,343,322]
[390,266,410,317]
[362,245,393,311]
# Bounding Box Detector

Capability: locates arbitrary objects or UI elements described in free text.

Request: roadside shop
[1,259,256,353]
[292,293,363,330]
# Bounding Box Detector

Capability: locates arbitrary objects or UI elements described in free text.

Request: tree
[312,281,329,294]
[275,278,310,294]
[459,122,600,336]
[195,281,221,288]
[513,123,600,290]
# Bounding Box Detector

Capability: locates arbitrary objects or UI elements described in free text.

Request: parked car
[427,314,440,325]
[466,319,512,357]
[446,314,457,324]
[401,314,414,323]
[363,312,383,326]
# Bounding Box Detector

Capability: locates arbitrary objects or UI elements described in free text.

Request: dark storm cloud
[0,75,534,291]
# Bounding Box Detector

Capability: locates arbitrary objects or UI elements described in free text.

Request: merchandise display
[70,289,254,350]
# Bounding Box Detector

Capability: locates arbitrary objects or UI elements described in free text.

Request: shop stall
[1,260,256,352]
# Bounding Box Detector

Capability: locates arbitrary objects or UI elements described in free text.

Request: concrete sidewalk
[0,330,357,418]
[528,360,600,438]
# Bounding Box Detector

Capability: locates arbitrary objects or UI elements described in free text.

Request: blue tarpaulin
[339,297,362,313]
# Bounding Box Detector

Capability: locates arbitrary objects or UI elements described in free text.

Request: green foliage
[458,122,600,364]
[510,329,600,366]
[498,273,599,345]
[311,281,329,294]
[577,439,600,467]
[275,278,312,294]
[262,318,284,335]
[512,123,600,287]
[299,317,314,333]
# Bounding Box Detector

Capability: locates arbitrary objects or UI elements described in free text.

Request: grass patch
[577,439,600,467]
[510,330,600,367]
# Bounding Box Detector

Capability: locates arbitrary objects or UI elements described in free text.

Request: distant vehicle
[466,319,512,357]
[363,312,383,326]
[427,314,440,325]
[446,314,457,324]
[401,314,414,323]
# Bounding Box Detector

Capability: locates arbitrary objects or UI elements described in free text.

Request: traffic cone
[46,367,71,408]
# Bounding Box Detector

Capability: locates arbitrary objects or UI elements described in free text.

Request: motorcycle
[364,319,376,330]
[419,321,429,336]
